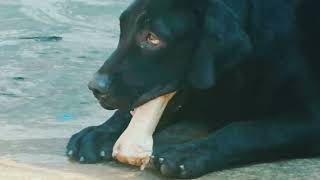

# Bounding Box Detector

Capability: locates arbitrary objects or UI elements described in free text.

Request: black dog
[67,0,320,178]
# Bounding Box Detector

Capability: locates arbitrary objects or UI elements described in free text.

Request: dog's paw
[150,143,216,179]
[66,125,118,164]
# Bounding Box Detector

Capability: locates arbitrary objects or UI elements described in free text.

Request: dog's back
[214,0,320,118]
[296,0,320,78]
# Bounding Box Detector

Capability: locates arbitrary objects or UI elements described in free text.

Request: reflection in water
[19,36,63,42]
[0,0,151,179]
[0,0,127,129]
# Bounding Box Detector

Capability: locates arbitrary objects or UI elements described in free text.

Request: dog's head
[88,0,252,111]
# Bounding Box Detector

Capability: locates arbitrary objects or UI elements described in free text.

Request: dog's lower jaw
[112,92,176,168]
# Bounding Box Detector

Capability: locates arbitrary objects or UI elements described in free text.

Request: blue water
[0,1,167,179]
[0,0,131,140]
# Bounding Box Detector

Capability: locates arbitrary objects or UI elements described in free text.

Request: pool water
[0,0,319,179]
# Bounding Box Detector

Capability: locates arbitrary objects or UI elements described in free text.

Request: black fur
[67,0,320,178]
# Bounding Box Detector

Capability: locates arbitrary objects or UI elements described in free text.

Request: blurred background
[0,0,319,179]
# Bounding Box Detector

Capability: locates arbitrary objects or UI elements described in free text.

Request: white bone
[112,92,176,168]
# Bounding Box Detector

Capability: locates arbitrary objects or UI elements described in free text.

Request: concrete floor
[1,135,320,180]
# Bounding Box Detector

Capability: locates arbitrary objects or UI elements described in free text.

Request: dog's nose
[88,73,110,95]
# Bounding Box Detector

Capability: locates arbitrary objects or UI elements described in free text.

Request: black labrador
[67,0,320,178]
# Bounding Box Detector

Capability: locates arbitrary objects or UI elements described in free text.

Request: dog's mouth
[92,80,185,118]
[129,91,177,116]
[94,89,182,116]
[92,92,116,110]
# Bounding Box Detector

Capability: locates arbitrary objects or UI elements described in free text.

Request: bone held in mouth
[112,92,176,169]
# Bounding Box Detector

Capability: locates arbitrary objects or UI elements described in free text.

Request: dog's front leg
[151,117,320,179]
[66,110,131,163]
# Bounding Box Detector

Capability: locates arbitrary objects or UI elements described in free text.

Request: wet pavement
[0,0,319,179]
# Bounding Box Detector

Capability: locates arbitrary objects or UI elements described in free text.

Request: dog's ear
[189,0,252,90]
[189,39,216,89]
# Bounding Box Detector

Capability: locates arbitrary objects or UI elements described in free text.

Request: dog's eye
[146,33,161,46]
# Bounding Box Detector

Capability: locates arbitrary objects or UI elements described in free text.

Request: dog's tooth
[100,94,107,98]
[100,151,106,157]
[67,150,73,156]
[180,165,187,176]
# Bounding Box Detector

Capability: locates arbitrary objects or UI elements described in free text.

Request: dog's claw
[100,151,106,157]
[67,150,73,157]
[180,164,187,176]
[79,156,85,162]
